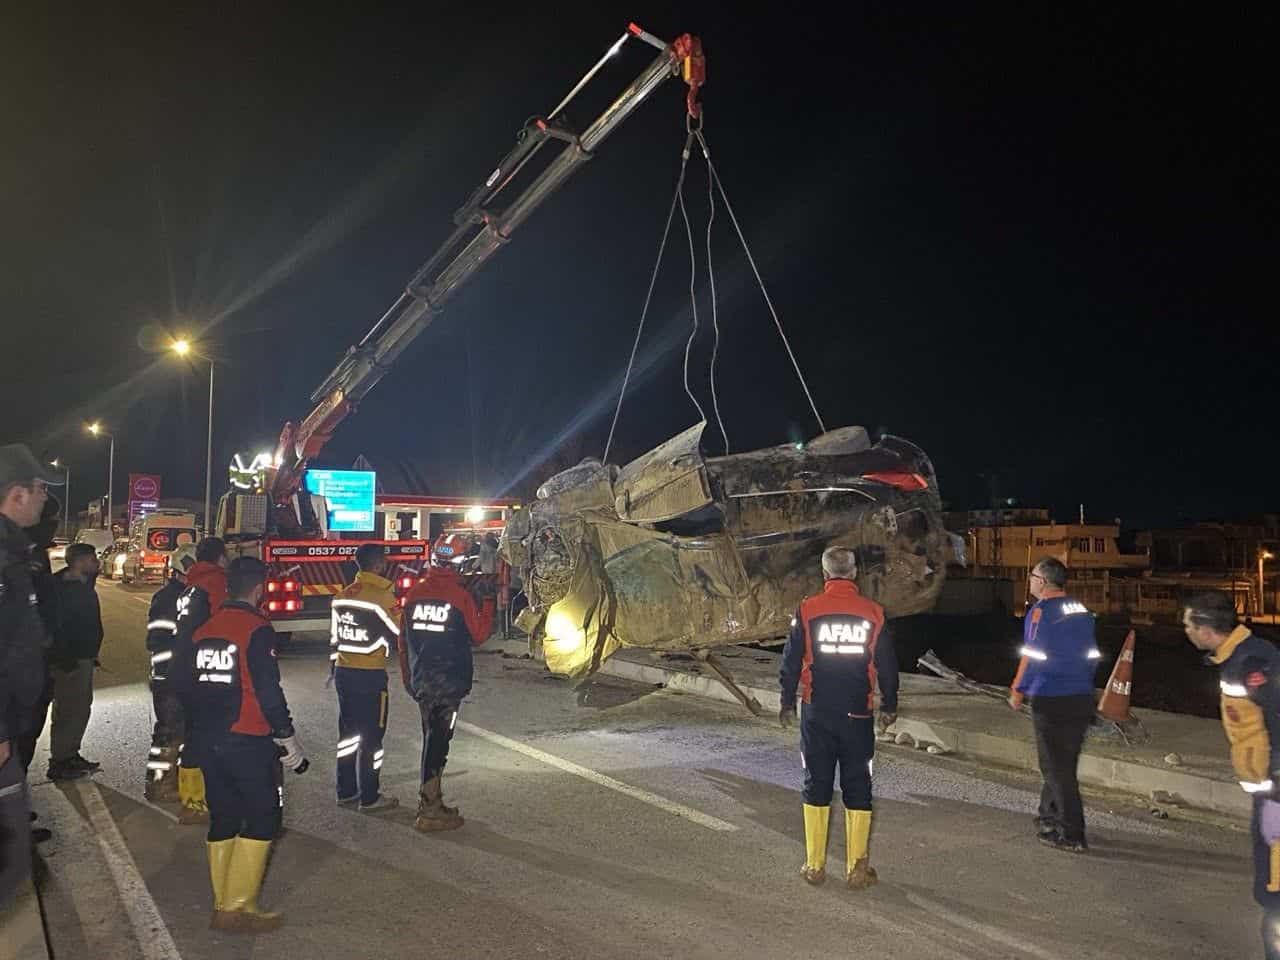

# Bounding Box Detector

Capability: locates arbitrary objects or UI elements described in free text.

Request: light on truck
[268,600,281,612]
[284,580,298,592]
[284,599,301,612]
[266,581,279,593]
[399,577,414,590]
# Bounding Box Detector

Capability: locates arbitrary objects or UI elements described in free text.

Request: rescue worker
[186,556,307,934]
[1183,591,1280,958]
[0,445,60,907]
[143,543,198,802]
[329,542,399,811]
[779,545,898,890]
[171,536,229,825]
[1007,557,1102,853]
[20,494,61,846]
[398,544,495,831]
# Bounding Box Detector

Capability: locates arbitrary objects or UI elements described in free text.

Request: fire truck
[212,25,705,635]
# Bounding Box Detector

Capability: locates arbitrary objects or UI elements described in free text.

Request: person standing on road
[170,536,229,824]
[1007,557,1102,853]
[186,556,307,934]
[142,543,198,802]
[19,494,61,845]
[399,546,495,832]
[329,543,399,812]
[779,545,898,890]
[46,543,103,782]
[0,444,60,907]
[1183,591,1280,959]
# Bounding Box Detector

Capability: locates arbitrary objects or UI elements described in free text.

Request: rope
[603,132,695,463]
[702,137,729,455]
[695,130,827,435]
[677,143,707,428]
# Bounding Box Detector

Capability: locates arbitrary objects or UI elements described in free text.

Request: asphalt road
[22,579,1260,959]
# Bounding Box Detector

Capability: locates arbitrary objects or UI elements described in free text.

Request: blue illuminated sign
[304,469,376,532]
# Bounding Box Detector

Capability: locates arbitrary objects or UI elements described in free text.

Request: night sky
[3,6,1273,528]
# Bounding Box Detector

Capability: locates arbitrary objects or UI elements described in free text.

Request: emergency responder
[20,493,60,846]
[186,556,307,934]
[329,542,399,811]
[143,543,198,802]
[779,545,898,889]
[398,544,495,831]
[171,536,229,825]
[1007,557,1102,853]
[1183,591,1280,958]
[0,444,60,907]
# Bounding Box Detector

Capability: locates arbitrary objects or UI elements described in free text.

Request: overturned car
[499,423,954,680]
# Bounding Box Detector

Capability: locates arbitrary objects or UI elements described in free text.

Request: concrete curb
[597,655,1252,820]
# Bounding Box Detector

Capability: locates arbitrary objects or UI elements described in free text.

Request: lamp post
[171,338,215,537]
[49,459,70,538]
[86,423,115,532]
[1261,549,1275,618]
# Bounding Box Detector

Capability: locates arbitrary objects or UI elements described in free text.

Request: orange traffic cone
[1098,630,1136,721]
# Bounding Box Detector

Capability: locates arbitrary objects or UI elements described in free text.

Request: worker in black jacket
[0,444,60,907]
[143,544,198,801]
[46,543,103,781]
[186,557,307,934]
[17,494,59,775]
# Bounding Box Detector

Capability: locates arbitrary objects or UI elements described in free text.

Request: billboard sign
[304,469,376,532]
[129,474,161,502]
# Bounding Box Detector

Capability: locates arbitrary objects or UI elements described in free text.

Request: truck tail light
[268,600,281,612]
[399,576,414,590]
[266,581,279,593]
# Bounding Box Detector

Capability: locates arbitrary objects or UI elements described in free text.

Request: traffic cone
[1098,630,1136,721]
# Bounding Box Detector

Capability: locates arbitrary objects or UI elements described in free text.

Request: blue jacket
[1015,594,1102,698]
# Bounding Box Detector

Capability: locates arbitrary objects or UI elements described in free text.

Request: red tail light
[267,581,279,593]
[398,596,407,607]
[861,471,929,491]
[399,576,414,590]
[267,600,281,612]
[284,580,298,592]
[284,599,301,612]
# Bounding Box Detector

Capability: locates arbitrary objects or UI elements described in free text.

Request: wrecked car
[499,423,952,680]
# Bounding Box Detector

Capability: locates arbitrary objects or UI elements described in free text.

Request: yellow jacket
[330,571,400,671]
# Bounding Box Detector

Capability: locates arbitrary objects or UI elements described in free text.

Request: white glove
[273,734,307,773]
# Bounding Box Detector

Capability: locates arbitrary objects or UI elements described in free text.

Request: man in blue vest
[1008,556,1102,853]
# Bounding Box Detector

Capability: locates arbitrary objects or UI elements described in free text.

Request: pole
[204,362,214,537]
[63,465,71,539]
[106,436,115,534]
[1261,551,1268,618]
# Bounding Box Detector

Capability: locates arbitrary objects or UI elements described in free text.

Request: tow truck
[213,24,707,634]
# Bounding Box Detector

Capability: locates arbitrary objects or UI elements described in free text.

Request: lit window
[1094,538,1106,553]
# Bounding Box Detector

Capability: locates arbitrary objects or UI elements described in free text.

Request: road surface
[20,579,1257,958]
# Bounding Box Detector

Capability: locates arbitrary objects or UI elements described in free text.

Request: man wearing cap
[143,543,199,802]
[0,444,61,906]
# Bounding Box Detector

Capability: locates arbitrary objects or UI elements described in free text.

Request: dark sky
[2,5,1273,528]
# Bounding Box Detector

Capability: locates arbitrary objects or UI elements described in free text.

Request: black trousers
[150,681,184,747]
[1031,693,1093,843]
[799,705,875,809]
[202,735,281,842]
[335,668,388,804]
[17,669,53,772]
[419,700,459,782]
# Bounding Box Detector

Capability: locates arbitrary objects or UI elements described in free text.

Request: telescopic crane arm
[269,24,706,506]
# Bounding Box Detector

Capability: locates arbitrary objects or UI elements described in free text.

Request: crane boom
[269,24,706,507]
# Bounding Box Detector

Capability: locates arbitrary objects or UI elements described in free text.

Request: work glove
[877,711,897,734]
[273,734,308,774]
[779,704,797,729]
[1262,800,1280,845]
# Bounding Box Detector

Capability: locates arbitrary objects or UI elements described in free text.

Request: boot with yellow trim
[177,766,209,825]
[210,837,282,934]
[205,840,234,928]
[845,809,879,890]
[800,804,830,885]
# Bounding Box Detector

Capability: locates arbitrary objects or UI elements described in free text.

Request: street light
[49,459,70,539]
[1261,549,1275,618]
[86,423,115,533]
[169,337,215,537]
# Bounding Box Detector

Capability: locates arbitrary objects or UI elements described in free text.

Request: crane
[263,23,706,525]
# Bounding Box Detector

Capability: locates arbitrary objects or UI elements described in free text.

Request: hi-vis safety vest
[330,573,400,671]
[1211,625,1280,795]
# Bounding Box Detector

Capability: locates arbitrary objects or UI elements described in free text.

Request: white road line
[906,891,1064,960]
[456,719,737,832]
[76,781,184,960]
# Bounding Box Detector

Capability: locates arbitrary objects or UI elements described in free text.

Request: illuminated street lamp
[466,506,486,525]
[169,336,215,537]
[1261,549,1275,618]
[49,459,70,538]
[86,423,115,532]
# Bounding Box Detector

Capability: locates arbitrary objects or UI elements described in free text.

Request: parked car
[47,537,71,573]
[99,539,132,580]
[73,528,114,555]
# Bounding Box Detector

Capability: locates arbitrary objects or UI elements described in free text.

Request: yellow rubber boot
[801,804,830,885]
[206,840,234,923]
[210,838,282,934]
[178,767,209,825]
[845,809,878,890]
